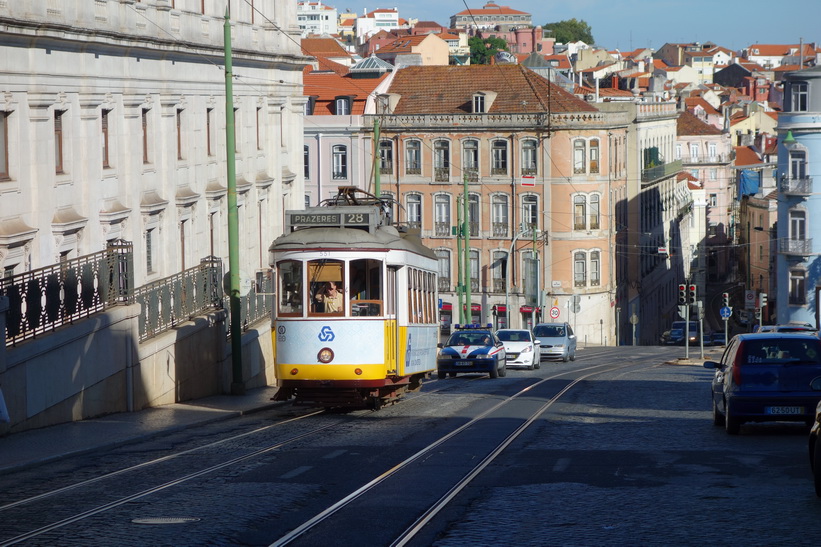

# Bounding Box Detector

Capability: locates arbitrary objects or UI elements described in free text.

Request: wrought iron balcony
[438,278,450,292]
[434,167,449,182]
[464,168,479,182]
[780,176,812,196]
[434,222,450,237]
[492,279,506,292]
[469,221,479,237]
[779,237,813,256]
[492,222,509,238]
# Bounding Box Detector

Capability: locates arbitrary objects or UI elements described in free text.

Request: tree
[469,35,509,65]
[543,18,594,45]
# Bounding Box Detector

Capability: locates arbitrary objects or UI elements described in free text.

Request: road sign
[745,290,756,309]
[549,306,560,319]
[677,305,687,319]
[720,306,732,319]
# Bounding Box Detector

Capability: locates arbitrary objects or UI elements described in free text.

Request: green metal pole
[373,118,381,197]
[456,196,464,325]
[463,173,471,324]
[224,11,244,395]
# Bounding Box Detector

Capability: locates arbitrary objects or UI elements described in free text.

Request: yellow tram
[269,189,439,409]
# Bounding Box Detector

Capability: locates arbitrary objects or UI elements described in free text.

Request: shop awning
[520,306,542,313]
[492,304,507,313]
[440,302,452,311]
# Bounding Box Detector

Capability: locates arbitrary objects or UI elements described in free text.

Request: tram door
[386,266,398,373]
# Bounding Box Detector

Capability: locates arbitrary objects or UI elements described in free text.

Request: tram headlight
[354,368,363,375]
[317,348,334,363]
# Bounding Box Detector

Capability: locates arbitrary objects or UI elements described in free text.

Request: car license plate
[456,360,471,366]
[766,406,804,415]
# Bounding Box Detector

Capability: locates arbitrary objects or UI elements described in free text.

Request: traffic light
[688,284,697,304]
[678,284,687,305]
[760,292,768,308]
[722,292,730,307]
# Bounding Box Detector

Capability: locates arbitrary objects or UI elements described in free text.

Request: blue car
[704,332,821,434]
[437,325,507,379]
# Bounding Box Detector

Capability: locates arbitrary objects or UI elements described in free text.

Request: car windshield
[533,325,566,337]
[742,338,821,364]
[496,330,530,342]
[447,332,492,346]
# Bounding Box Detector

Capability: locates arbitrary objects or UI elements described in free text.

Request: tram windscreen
[277,260,303,316]
[350,259,382,316]
[309,259,345,315]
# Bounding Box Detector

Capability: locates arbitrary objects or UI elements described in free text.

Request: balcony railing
[492,279,505,292]
[780,176,812,196]
[682,153,731,164]
[779,237,813,256]
[469,221,479,237]
[406,165,421,175]
[434,221,450,236]
[464,168,479,182]
[470,279,479,293]
[438,278,450,292]
[641,159,682,184]
[434,167,449,182]
[492,222,508,237]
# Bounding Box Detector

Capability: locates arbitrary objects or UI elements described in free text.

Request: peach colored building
[368,64,629,343]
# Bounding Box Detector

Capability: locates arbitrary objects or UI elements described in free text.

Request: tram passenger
[316,281,343,313]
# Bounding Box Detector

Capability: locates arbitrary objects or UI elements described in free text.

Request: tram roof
[269,224,436,260]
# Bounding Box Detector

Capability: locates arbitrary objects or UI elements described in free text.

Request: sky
[332,0,821,53]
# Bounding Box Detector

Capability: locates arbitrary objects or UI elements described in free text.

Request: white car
[496,329,541,370]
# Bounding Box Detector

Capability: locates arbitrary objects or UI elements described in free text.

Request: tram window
[309,259,344,315]
[350,258,383,316]
[277,260,303,316]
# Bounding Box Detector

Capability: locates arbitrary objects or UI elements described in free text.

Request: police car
[436,324,507,379]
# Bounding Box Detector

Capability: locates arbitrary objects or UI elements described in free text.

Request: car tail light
[732,341,745,386]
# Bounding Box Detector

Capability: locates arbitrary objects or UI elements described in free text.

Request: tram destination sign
[289,212,371,228]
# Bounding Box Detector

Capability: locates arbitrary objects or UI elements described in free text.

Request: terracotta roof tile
[677,110,722,136]
[387,65,598,115]
[304,72,388,115]
[734,146,762,166]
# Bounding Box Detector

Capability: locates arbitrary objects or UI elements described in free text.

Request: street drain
[132,517,201,525]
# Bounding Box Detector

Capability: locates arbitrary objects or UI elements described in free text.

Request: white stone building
[0,0,307,288]
[297,1,339,38]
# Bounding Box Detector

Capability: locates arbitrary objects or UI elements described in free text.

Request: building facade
[297,1,339,37]
[0,1,307,289]
[369,64,629,344]
[775,65,821,327]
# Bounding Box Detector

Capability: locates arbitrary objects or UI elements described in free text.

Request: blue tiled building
[776,65,821,326]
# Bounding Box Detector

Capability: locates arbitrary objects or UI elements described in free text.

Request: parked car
[704,332,821,434]
[758,324,817,333]
[808,388,821,497]
[496,329,540,370]
[437,324,507,379]
[533,322,576,362]
[711,331,728,346]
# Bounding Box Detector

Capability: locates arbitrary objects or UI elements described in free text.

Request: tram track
[270,358,652,546]
[0,351,654,546]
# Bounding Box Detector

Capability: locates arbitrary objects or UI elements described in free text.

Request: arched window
[573,140,586,174]
[379,140,393,174]
[522,194,538,234]
[332,145,347,179]
[434,140,450,182]
[434,194,450,236]
[589,138,599,173]
[574,195,586,230]
[521,139,537,175]
[463,139,479,181]
[492,139,508,175]
[589,194,600,230]
[436,249,450,291]
[468,193,480,237]
[406,139,421,175]
[407,194,422,229]
[590,251,601,286]
[491,194,509,237]
[574,251,586,287]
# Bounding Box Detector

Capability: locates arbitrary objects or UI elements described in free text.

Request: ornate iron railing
[135,256,224,342]
[225,268,275,339]
[1,241,134,347]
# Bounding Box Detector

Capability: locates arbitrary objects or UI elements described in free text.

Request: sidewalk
[0,386,282,475]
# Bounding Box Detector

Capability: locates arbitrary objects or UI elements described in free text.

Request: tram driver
[315,281,343,313]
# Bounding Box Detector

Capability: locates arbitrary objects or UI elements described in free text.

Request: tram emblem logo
[318,326,335,342]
